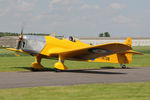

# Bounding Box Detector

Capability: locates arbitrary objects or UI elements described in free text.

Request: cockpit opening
[69,36,76,42]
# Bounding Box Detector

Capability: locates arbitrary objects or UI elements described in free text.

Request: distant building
[79,37,150,46]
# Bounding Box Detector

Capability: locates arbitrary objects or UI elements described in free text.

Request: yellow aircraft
[7,32,142,71]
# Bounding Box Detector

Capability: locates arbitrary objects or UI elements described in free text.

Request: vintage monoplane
[7,31,142,71]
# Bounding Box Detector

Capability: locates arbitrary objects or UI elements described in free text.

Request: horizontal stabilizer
[126,50,143,55]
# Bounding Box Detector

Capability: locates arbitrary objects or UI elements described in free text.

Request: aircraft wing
[48,43,132,60]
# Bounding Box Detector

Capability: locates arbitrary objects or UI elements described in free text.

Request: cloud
[109,3,125,10]
[0,0,12,16]
[80,4,99,9]
[48,0,62,8]
[48,0,79,11]
[16,0,37,11]
[0,7,9,16]
[112,15,131,24]
[49,0,78,5]
[0,0,37,17]
[145,9,150,14]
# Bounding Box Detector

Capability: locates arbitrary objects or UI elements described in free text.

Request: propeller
[17,26,24,49]
[15,26,25,56]
[20,26,24,41]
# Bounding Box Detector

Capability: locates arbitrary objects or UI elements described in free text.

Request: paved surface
[0,67,150,89]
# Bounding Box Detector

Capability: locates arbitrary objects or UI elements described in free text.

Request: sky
[0,0,150,37]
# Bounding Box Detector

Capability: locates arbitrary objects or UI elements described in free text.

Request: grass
[0,47,27,57]
[133,46,150,54]
[0,82,150,100]
[0,46,150,72]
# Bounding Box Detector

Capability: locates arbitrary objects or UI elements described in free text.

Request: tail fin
[125,37,132,47]
[124,37,143,55]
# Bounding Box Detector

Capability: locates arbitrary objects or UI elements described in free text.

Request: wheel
[120,64,126,69]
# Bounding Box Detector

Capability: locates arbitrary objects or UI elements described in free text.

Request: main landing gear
[120,64,127,69]
[54,55,67,72]
[31,55,67,72]
[31,55,44,71]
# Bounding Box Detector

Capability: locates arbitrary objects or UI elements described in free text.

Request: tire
[122,65,126,69]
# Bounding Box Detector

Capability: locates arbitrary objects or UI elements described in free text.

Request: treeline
[0,32,49,37]
[99,32,111,37]
[0,32,19,37]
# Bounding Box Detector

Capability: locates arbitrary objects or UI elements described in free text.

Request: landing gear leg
[31,55,44,71]
[54,55,67,72]
[120,64,126,69]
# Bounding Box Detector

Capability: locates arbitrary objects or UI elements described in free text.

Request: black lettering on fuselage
[102,57,110,61]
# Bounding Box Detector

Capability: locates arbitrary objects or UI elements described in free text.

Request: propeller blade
[20,25,24,39]
[17,25,24,49]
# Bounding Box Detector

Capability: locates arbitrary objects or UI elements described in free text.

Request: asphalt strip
[0,67,150,89]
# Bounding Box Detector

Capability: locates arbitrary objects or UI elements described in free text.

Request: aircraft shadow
[61,69,126,74]
[100,66,135,69]
[13,67,127,75]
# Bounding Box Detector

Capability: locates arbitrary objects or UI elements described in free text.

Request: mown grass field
[0,82,150,100]
[0,46,150,72]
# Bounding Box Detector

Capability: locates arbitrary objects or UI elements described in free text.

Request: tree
[99,33,104,37]
[104,32,110,37]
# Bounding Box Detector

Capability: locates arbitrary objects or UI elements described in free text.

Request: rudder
[125,37,132,47]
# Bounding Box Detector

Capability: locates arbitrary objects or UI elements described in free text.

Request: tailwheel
[120,64,127,69]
